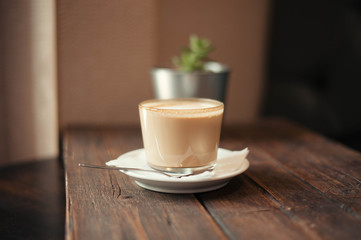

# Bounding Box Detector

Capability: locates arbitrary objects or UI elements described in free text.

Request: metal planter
[151,62,229,102]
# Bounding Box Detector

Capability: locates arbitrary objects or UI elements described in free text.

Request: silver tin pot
[151,62,229,102]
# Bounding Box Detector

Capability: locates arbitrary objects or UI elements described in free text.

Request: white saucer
[106,148,249,194]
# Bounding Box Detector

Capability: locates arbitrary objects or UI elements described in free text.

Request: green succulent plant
[172,35,215,72]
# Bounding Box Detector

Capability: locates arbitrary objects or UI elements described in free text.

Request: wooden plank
[64,127,228,240]
[0,159,65,240]
[198,175,321,240]
[196,120,361,240]
[246,147,361,239]
[240,119,361,216]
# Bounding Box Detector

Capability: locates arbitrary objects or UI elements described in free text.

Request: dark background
[263,0,361,151]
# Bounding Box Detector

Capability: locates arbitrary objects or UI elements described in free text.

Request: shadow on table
[0,159,65,240]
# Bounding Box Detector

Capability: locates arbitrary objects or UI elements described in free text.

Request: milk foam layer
[139,98,223,118]
[156,101,217,110]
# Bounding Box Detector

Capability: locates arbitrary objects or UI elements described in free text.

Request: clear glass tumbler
[139,98,224,174]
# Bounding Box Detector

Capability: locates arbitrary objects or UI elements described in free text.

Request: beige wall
[57,0,158,127]
[0,0,270,165]
[58,0,271,127]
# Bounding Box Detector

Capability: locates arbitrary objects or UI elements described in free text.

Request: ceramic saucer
[106,148,249,194]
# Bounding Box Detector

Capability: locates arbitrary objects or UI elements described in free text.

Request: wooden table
[0,159,65,240]
[63,119,361,240]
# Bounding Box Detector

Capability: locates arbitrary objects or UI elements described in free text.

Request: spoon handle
[78,163,174,177]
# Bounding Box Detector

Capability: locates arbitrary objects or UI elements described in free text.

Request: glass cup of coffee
[139,98,224,174]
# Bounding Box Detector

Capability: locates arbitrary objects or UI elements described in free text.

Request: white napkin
[213,148,249,175]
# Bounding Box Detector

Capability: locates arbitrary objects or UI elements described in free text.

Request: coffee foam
[140,99,223,118]
[155,101,216,110]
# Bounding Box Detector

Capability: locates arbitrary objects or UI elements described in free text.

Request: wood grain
[197,119,361,240]
[63,120,361,240]
[64,127,227,240]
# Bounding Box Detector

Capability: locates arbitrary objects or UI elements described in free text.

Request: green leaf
[173,35,215,72]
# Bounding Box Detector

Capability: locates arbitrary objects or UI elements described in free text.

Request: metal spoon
[78,163,202,178]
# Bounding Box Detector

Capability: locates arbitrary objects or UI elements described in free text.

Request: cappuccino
[139,98,223,173]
